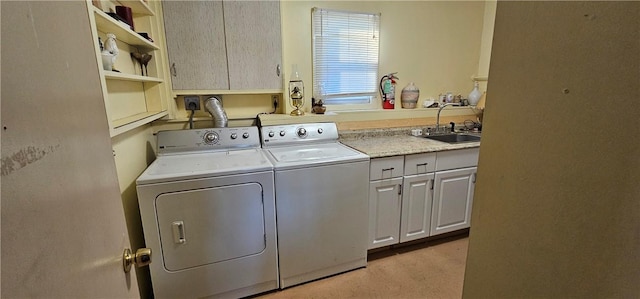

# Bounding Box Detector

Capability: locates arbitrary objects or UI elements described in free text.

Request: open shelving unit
[87,0,171,137]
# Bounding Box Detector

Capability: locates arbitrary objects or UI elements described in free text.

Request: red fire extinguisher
[380,72,398,109]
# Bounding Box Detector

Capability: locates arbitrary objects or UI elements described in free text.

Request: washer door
[155,183,266,271]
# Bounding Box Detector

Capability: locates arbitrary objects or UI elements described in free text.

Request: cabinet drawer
[404,152,436,175]
[435,148,480,171]
[370,156,405,180]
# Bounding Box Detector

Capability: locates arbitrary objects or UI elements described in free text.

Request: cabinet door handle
[430,179,434,190]
[172,221,186,244]
[276,64,281,77]
[398,184,402,195]
[472,173,477,183]
[171,63,177,77]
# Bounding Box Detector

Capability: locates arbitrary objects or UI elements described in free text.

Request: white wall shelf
[104,71,163,83]
[112,111,168,136]
[93,7,159,51]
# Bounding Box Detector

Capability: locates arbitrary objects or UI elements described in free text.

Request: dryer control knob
[230,133,238,139]
[279,131,286,137]
[203,132,219,144]
[318,128,324,134]
[242,132,250,139]
[268,131,275,137]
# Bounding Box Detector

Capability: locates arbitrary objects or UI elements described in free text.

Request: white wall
[281,0,487,114]
[463,1,640,297]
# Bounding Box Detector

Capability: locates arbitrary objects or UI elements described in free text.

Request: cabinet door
[163,1,229,90]
[223,0,282,90]
[431,167,476,236]
[400,173,435,243]
[369,178,403,249]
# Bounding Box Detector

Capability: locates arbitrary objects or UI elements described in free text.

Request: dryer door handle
[172,221,186,244]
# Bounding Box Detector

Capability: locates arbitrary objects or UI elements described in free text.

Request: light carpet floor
[256,233,469,299]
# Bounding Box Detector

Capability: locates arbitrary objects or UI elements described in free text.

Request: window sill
[259,106,479,128]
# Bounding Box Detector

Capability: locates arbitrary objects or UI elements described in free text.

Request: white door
[1,1,140,297]
[431,167,477,236]
[368,178,403,249]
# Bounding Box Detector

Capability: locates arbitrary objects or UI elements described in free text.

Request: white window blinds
[312,8,380,105]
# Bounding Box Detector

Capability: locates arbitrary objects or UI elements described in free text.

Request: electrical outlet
[184,96,200,110]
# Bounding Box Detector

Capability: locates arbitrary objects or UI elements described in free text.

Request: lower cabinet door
[368,177,403,249]
[431,167,476,236]
[400,173,435,243]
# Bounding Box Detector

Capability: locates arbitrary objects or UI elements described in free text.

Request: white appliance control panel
[260,122,339,147]
[157,127,260,155]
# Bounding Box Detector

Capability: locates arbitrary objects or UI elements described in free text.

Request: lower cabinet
[368,148,479,250]
[368,177,403,249]
[431,167,476,236]
[400,173,435,243]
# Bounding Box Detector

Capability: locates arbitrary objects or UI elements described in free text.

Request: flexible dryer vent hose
[204,96,228,128]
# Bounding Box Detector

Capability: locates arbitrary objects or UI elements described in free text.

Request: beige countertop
[340,128,480,158]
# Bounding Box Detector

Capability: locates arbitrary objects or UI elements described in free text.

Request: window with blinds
[312,8,380,107]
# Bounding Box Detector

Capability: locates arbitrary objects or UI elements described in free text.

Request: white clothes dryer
[136,127,277,299]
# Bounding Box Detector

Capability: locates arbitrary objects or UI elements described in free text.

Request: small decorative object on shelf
[311,99,326,114]
[103,33,119,72]
[106,12,131,28]
[289,64,305,116]
[468,81,482,106]
[137,32,153,42]
[131,51,152,76]
[401,82,419,109]
[115,6,134,30]
[312,82,326,114]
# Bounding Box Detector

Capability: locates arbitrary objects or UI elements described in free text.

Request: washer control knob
[268,131,275,137]
[279,130,286,137]
[203,132,219,144]
[230,133,238,140]
[317,128,324,134]
[297,128,307,138]
[242,132,250,139]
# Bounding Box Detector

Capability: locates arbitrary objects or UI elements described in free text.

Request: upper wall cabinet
[163,0,283,92]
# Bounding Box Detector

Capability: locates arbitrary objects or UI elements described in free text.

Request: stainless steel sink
[421,133,481,144]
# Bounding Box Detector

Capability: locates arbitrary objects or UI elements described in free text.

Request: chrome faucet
[435,103,460,134]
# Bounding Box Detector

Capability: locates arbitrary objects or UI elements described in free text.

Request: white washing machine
[260,122,370,288]
[136,127,278,299]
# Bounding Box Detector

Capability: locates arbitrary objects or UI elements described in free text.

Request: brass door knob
[123,248,152,273]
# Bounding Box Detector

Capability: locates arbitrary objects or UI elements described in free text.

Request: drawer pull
[382,167,395,172]
[416,162,429,174]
